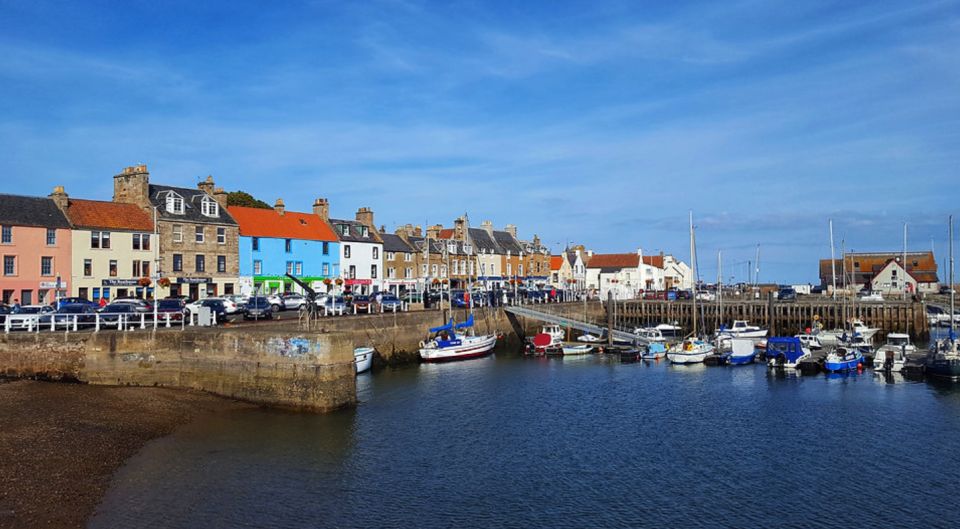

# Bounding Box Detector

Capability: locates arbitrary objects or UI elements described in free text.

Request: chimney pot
[274,198,285,215]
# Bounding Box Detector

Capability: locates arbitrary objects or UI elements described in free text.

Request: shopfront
[100,278,154,301]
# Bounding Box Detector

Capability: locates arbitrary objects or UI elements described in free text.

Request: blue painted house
[230,200,339,296]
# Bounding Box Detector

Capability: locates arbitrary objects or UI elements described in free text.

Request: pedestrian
[99,297,107,308]
[12,298,21,314]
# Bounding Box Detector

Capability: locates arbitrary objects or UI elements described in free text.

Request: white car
[858,291,885,302]
[184,297,239,316]
[109,298,153,313]
[696,291,716,302]
[5,305,55,330]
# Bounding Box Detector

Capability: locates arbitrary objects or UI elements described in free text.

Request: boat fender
[418,340,425,348]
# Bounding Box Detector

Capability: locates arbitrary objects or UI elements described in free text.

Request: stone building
[112,165,239,299]
[379,230,417,295]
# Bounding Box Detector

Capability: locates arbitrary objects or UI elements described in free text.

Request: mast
[829,219,837,300]
[840,239,847,327]
[754,244,761,287]
[951,215,955,337]
[689,211,698,337]
[902,222,908,301]
[717,250,723,330]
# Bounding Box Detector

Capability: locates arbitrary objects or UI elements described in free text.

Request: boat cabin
[766,337,807,363]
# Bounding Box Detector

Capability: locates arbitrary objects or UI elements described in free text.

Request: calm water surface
[90,348,960,529]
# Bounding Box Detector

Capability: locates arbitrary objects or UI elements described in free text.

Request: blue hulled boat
[766,337,812,369]
[824,346,863,372]
[723,338,756,365]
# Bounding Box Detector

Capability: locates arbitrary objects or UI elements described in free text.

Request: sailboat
[668,212,716,364]
[419,314,498,362]
[926,215,960,379]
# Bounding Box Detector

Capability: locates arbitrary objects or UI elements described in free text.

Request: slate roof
[380,233,415,253]
[408,236,444,254]
[0,194,70,229]
[228,206,337,241]
[149,184,237,225]
[328,218,382,244]
[66,199,153,231]
[586,253,641,269]
[492,230,523,254]
[565,250,579,267]
[468,228,500,253]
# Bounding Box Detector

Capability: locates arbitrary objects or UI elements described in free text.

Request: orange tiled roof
[642,255,664,268]
[66,199,153,231]
[586,253,640,269]
[438,228,454,239]
[550,255,564,270]
[228,206,337,241]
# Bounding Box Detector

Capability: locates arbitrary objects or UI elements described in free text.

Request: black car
[156,299,186,322]
[0,305,9,324]
[58,297,98,309]
[778,287,798,301]
[244,297,274,320]
[199,299,230,322]
[39,304,97,326]
[98,304,138,327]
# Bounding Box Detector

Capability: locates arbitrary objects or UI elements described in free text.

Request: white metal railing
[3,311,181,334]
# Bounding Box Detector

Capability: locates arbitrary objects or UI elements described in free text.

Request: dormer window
[340,225,350,236]
[166,193,184,214]
[361,226,369,238]
[201,196,219,218]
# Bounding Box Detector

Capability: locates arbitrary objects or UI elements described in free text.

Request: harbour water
[90,345,960,529]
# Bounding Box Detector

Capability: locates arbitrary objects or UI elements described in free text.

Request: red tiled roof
[819,252,938,284]
[66,199,153,231]
[228,206,337,241]
[438,229,454,239]
[550,255,564,271]
[586,253,640,269]
[642,255,664,268]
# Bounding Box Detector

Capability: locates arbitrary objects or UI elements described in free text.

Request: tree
[226,191,271,209]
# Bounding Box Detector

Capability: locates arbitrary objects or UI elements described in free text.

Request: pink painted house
[0,192,72,306]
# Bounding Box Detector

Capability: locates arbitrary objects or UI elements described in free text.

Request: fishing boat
[875,333,912,373]
[641,342,667,360]
[925,215,960,379]
[419,315,498,362]
[612,345,641,362]
[654,323,683,338]
[634,327,666,345]
[562,343,594,355]
[795,333,823,351]
[819,319,880,345]
[354,346,374,374]
[824,346,863,372]
[717,320,768,340]
[724,338,756,365]
[541,325,565,345]
[667,338,715,364]
[766,337,812,369]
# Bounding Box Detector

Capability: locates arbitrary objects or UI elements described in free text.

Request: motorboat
[766,337,812,369]
[925,337,960,379]
[667,338,715,364]
[562,343,594,355]
[354,347,374,374]
[824,346,863,372]
[724,338,756,365]
[541,325,565,345]
[655,323,683,339]
[634,327,666,345]
[819,319,879,345]
[577,333,602,343]
[795,333,823,351]
[419,315,498,362]
[611,345,641,362]
[875,334,913,373]
[716,320,768,340]
[641,342,667,360]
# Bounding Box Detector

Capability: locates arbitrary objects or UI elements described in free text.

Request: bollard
[72,314,78,332]
[50,315,56,332]
[165,313,171,328]
[353,305,357,315]
[95,313,100,332]
[141,313,146,330]
[119,315,125,332]
[4,317,10,333]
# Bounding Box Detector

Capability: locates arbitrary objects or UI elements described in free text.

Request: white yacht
[875,333,914,372]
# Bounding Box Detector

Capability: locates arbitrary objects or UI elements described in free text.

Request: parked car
[155,299,186,322]
[323,296,348,314]
[57,297,98,309]
[5,305,56,330]
[184,297,237,317]
[243,297,274,320]
[380,294,403,310]
[98,304,138,327]
[38,304,97,327]
[677,290,693,300]
[280,293,307,311]
[696,291,716,302]
[0,305,9,324]
[777,287,797,301]
[109,298,153,313]
[266,293,284,311]
[400,291,424,303]
[858,290,885,302]
[352,295,374,313]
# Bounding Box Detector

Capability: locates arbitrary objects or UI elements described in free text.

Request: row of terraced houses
[0,164,694,304]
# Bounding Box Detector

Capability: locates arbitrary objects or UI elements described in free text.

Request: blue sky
[1,0,958,283]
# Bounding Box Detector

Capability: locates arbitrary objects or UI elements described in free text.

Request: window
[322,242,329,255]
[217,228,226,245]
[253,260,262,275]
[142,261,150,278]
[853,261,860,269]
[339,224,349,236]
[349,265,356,279]
[90,231,111,249]
[173,254,183,272]
[440,265,447,278]
[39,256,52,276]
[387,252,395,261]
[46,228,56,245]
[361,226,369,238]
[102,287,111,300]
[388,267,396,279]
[373,247,379,259]
[1,226,10,244]
[371,265,377,278]
[195,255,205,272]
[173,225,183,243]
[83,259,92,277]
[92,287,101,301]
[109,260,118,277]
[405,267,412,279]
[133,233,151,251]
[322,263,330,276]
[286,261,294,274]
[295,262,302,275]
[142,234,150,251]
[285,239,292,253]
[166,194,184,214]
[133,260,141,277]
[404,253,412,262]
[344,245,351,258]
[201,196,219,217]
[422,264,428,276]
[195,226,204,243]
[431,264,438,276]
[217,255,226,273]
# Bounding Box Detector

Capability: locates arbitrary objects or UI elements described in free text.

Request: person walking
[11,299,21,314]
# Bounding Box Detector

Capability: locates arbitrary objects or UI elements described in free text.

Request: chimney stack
[274,198,285,215]
[426,224,443,239]
[312,198,329,220]
[356,207,374,228]
[198,175,215,195]
[505,224,518,238]
[113,164,151,208]
[454,216,467,241]
[49,185,69,211]
[481,220,494,236]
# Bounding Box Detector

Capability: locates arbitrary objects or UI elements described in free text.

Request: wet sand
[0,380,253,529]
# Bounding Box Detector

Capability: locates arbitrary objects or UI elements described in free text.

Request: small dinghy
[824,346,863,372]
[724,338,756,365]
[641,342,667,360]
[354,347,375,374]
[562,343,594,355]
